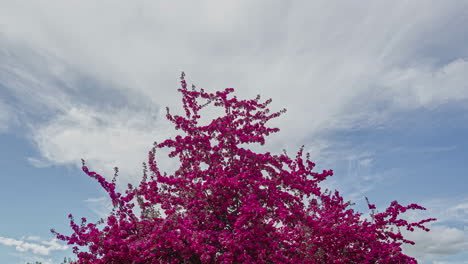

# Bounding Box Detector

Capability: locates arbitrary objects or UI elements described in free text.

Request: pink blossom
[53,72,436,264]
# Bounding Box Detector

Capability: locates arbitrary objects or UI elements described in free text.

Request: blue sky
[1,1,467,263]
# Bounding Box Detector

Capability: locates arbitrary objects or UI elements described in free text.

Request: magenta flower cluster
[52,72,436,263]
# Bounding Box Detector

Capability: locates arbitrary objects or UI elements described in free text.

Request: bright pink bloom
[52,72,436,264]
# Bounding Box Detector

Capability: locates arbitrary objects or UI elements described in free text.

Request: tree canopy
[53,72,435,263]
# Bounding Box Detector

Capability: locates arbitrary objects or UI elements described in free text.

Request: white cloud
[0,236,67,256]
[402,224,468,262]
[0,0,468,153]
[2,1,468,159]
[29,105,182,185]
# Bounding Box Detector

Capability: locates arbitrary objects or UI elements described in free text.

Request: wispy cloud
[382,59,468,109]
[0,99,14,133]
[0,236,67,256]
[84,197,113,219]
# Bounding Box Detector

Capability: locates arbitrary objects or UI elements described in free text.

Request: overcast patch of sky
[1,1,468,263]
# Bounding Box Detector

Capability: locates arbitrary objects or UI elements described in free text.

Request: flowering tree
[53,72,436,263]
